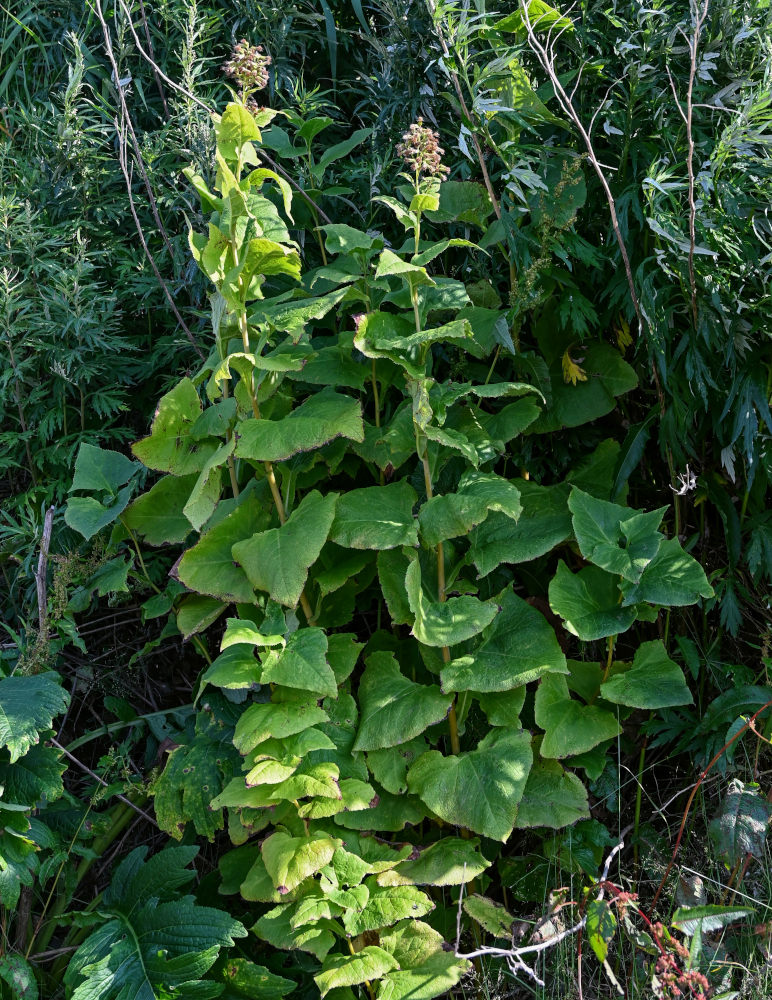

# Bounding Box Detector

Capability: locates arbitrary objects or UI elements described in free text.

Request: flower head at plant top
[396,118,450,181]
[223,40,271,92]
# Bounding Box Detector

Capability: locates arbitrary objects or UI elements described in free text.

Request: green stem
[632,727,650,872]
[238,309,314,624]
[484,345,500,385]
[30,792,147,959]
[121,519,161,596]
[64,706,194,753]
[601,634,616,685]
[25,804,93,958]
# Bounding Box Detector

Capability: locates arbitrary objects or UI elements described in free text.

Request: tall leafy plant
[63,95,717,996]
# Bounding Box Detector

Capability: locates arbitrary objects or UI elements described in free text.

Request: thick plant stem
[421,454,461,756]
[632,731,649,871]
[238,311,314,623]
[602,634,616,685]
[222,381,240,498]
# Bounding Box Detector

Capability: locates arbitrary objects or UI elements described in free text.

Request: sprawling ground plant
[58,95,719,997]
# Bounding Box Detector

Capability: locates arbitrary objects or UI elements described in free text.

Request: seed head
[396,119,450,180]
[223,40,271,92]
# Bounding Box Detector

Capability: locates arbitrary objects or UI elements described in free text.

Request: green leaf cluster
[64,97,717,1000]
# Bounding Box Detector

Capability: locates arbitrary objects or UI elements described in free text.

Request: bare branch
[137,0,169,118]
[666,64,688,125]
[424,0,503,222]
[35,506,54,638]
[93,0,206,359]
[50,737,159,828]
[519,0,644,333]
[454,839,626,986]
[115,0,212,112]
[685,0,711,328]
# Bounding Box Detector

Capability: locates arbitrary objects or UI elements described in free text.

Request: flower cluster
[651,924,712,999]
[396,119,450,180]
[223,40,271,92]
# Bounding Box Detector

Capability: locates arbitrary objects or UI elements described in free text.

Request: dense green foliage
[1,1,771,998]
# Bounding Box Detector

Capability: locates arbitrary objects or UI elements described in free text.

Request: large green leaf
[0,956,38,1000]
[335,789,426,832]
[407,728,532,841]
[600,640,693,709]
[132,378,217,475]
[255,903,335,960]
[468,481,571,574]
[671,904,754,937]
[534,674,621,758]
[708,778,772,866]
[405,559,498,647]
[440,587,567,693]
[176,595,227,639]
[425,180,492,228]
[200,644,261,691]
[233,491,337,607]
[353,652,453,751]
[476,688,526,727]
[182,437,234,531]
[344,882,433,935]
[463,895,514,938]
[70,443,137,493]
[0,674,69,763]
[217,958,295,1000]
[0,744,65,805]
[379,837,491,887]
[248,287,350,341]
[378,549,414,625]
[515,758,590,828]
[260,628,337,698]
[568,487,666,582]
[330,482,418,549]
[216,101,261,161]
[419,472,521,547]
[378,921,470,1000]
[262,831,338,894]
[354,404,416,472]
[530,343,638,433]
[153,725,235,841]
[586,899,616,963]
[620,538,713,607]
[234,697,330,754]
[549,562,637,641]
[366,737,428,795]
[315,947,399,997]
[354,312,472,377]
[64,847,246,1000]
[235,390,364,462]
[177,496,269,604]
[123,474,198,545]
[64,486,134,540]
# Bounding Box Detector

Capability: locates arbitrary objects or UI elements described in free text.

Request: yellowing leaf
[562,348,588,386]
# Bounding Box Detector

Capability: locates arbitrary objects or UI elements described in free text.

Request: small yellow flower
[562,348,587,386]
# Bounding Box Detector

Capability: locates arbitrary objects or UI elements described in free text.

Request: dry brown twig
[50,737,158,829]
[666,0,711,328]
[35,506,55,638]
[454,839,626,988]
[93,0,205,360]
[519,1,643,332]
